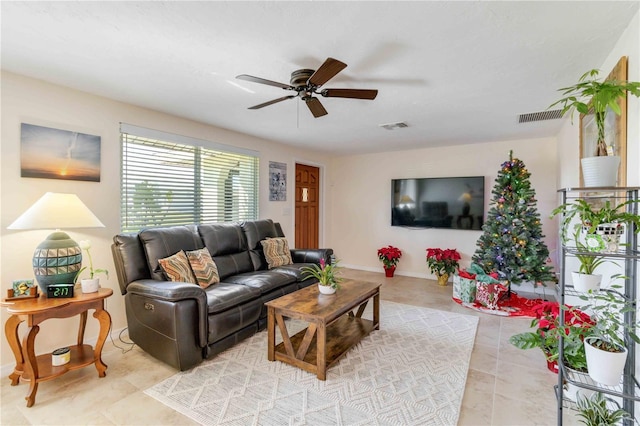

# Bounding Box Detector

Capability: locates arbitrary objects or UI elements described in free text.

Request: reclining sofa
[111,219,333,370]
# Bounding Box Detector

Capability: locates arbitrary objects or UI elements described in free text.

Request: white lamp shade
[8,192,104,230]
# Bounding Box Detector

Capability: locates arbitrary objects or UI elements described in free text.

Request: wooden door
[295,164,319,248]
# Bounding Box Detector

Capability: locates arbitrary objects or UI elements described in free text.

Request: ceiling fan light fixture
[379,121,408,130]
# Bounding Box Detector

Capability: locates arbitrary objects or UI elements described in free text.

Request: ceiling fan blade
[305,97,328,118]
[321,88,378,100]
[308,57,347,87]
[248,95,296,110]
[236,74,293,90]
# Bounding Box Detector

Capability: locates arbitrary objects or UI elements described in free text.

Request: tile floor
[1,269,577,425]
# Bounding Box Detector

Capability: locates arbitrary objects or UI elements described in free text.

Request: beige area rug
[145,301,478,425]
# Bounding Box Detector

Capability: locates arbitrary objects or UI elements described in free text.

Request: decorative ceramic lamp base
[437,273,449,286]
[32,231,82,295]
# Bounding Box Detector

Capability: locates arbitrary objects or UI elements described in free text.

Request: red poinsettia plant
[509,301,594,371]
[377,245,402,269]
[425,248,461,276]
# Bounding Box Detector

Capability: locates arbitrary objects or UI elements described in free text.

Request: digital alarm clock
[47,283,74,298]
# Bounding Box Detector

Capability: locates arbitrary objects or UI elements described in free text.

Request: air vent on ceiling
[518,109,563,123]
[379,121,409,130]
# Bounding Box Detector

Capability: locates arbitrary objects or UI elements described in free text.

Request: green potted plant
[510,301,595,402]
[570,230,607,292]
[578,283,640,386]
[509,301,594,371]
[549,67,640,187]
[301,258,342,294]
[550,198,640,252]
[575,392,631,426]
[74,240,109,293]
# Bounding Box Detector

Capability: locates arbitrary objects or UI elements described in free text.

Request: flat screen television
[391,176,485,230]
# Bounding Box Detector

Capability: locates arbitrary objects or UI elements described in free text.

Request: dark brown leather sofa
[111,219,333,371]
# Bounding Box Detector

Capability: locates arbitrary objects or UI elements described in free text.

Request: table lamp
[7,192,105,294]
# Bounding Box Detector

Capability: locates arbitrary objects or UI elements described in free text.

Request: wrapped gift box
[475,282,508,310]
[453,273,477,303]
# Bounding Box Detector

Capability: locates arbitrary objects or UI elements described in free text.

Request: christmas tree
[473,151,555,287]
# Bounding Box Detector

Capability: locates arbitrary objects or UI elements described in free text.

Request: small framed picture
[10,279,38,299]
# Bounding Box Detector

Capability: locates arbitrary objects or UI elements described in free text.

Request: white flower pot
[81,278,100,293]
[318,284,336,295]
[584,337,627,386]
[571,272,602,293]
[581,156,620,187]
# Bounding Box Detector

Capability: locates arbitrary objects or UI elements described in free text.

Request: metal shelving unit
[556,187,639,426]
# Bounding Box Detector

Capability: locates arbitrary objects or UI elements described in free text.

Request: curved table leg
[77,311,88,346]
[5,315,24,385]
[93,309,111,377]
[22,325,40,408]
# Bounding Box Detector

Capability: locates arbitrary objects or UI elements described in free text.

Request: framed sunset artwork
[20,123,101,182]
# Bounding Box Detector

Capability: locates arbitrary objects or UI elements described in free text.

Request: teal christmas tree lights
[472,151,555,287]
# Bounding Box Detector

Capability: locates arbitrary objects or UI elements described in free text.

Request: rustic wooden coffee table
[266,279,380,380]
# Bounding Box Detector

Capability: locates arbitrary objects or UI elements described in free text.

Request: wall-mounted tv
[391,176,485,230]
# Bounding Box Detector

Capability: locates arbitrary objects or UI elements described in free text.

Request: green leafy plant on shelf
[549,68,640,157]
[575,392,630,426]
[578,282,640,353]
[550,198,640,243]
[572,229,608,275]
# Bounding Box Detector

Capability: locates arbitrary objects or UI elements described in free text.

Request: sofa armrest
[126,279,208,347]
[290,248,334,265]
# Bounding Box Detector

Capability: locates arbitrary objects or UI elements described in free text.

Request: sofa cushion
[223,270,296,294]
[198,223,248,256]
[261,237,293,269]
[186,247,219,288]
[271,263,316,281]
[241,219,279,270]
[139,225,204,280]
[204,282,261,314]
[158,251,197,284]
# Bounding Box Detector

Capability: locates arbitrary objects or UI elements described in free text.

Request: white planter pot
[571,272,602,293]
[564,367,596,403]
[318,284,336,295]
[584,337,627,386]
[81,278,100,293]
[581,156,620,187]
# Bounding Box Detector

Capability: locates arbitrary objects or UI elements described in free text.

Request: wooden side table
[1,287,113,407]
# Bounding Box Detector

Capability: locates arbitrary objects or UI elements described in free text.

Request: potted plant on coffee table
[549,67,640,187]
[301,258,342,295]
[377,245,402,277]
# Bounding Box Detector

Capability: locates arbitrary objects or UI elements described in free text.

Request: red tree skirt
[453,292,546,317]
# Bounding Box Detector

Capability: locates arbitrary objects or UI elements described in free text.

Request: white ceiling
[2,1,638,155]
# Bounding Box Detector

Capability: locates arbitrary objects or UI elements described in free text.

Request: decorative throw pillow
[158,250,197,284]
[261,237,293,269]
[186,247,220,288]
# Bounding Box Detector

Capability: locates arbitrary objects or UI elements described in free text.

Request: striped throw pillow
[158,251,197,284]
[186,247,220,288]
[261,237,293,269]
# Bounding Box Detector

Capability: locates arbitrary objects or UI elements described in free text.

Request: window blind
[120,124,259,232]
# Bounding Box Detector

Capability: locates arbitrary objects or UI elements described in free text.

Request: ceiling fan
[236,57,378,118]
